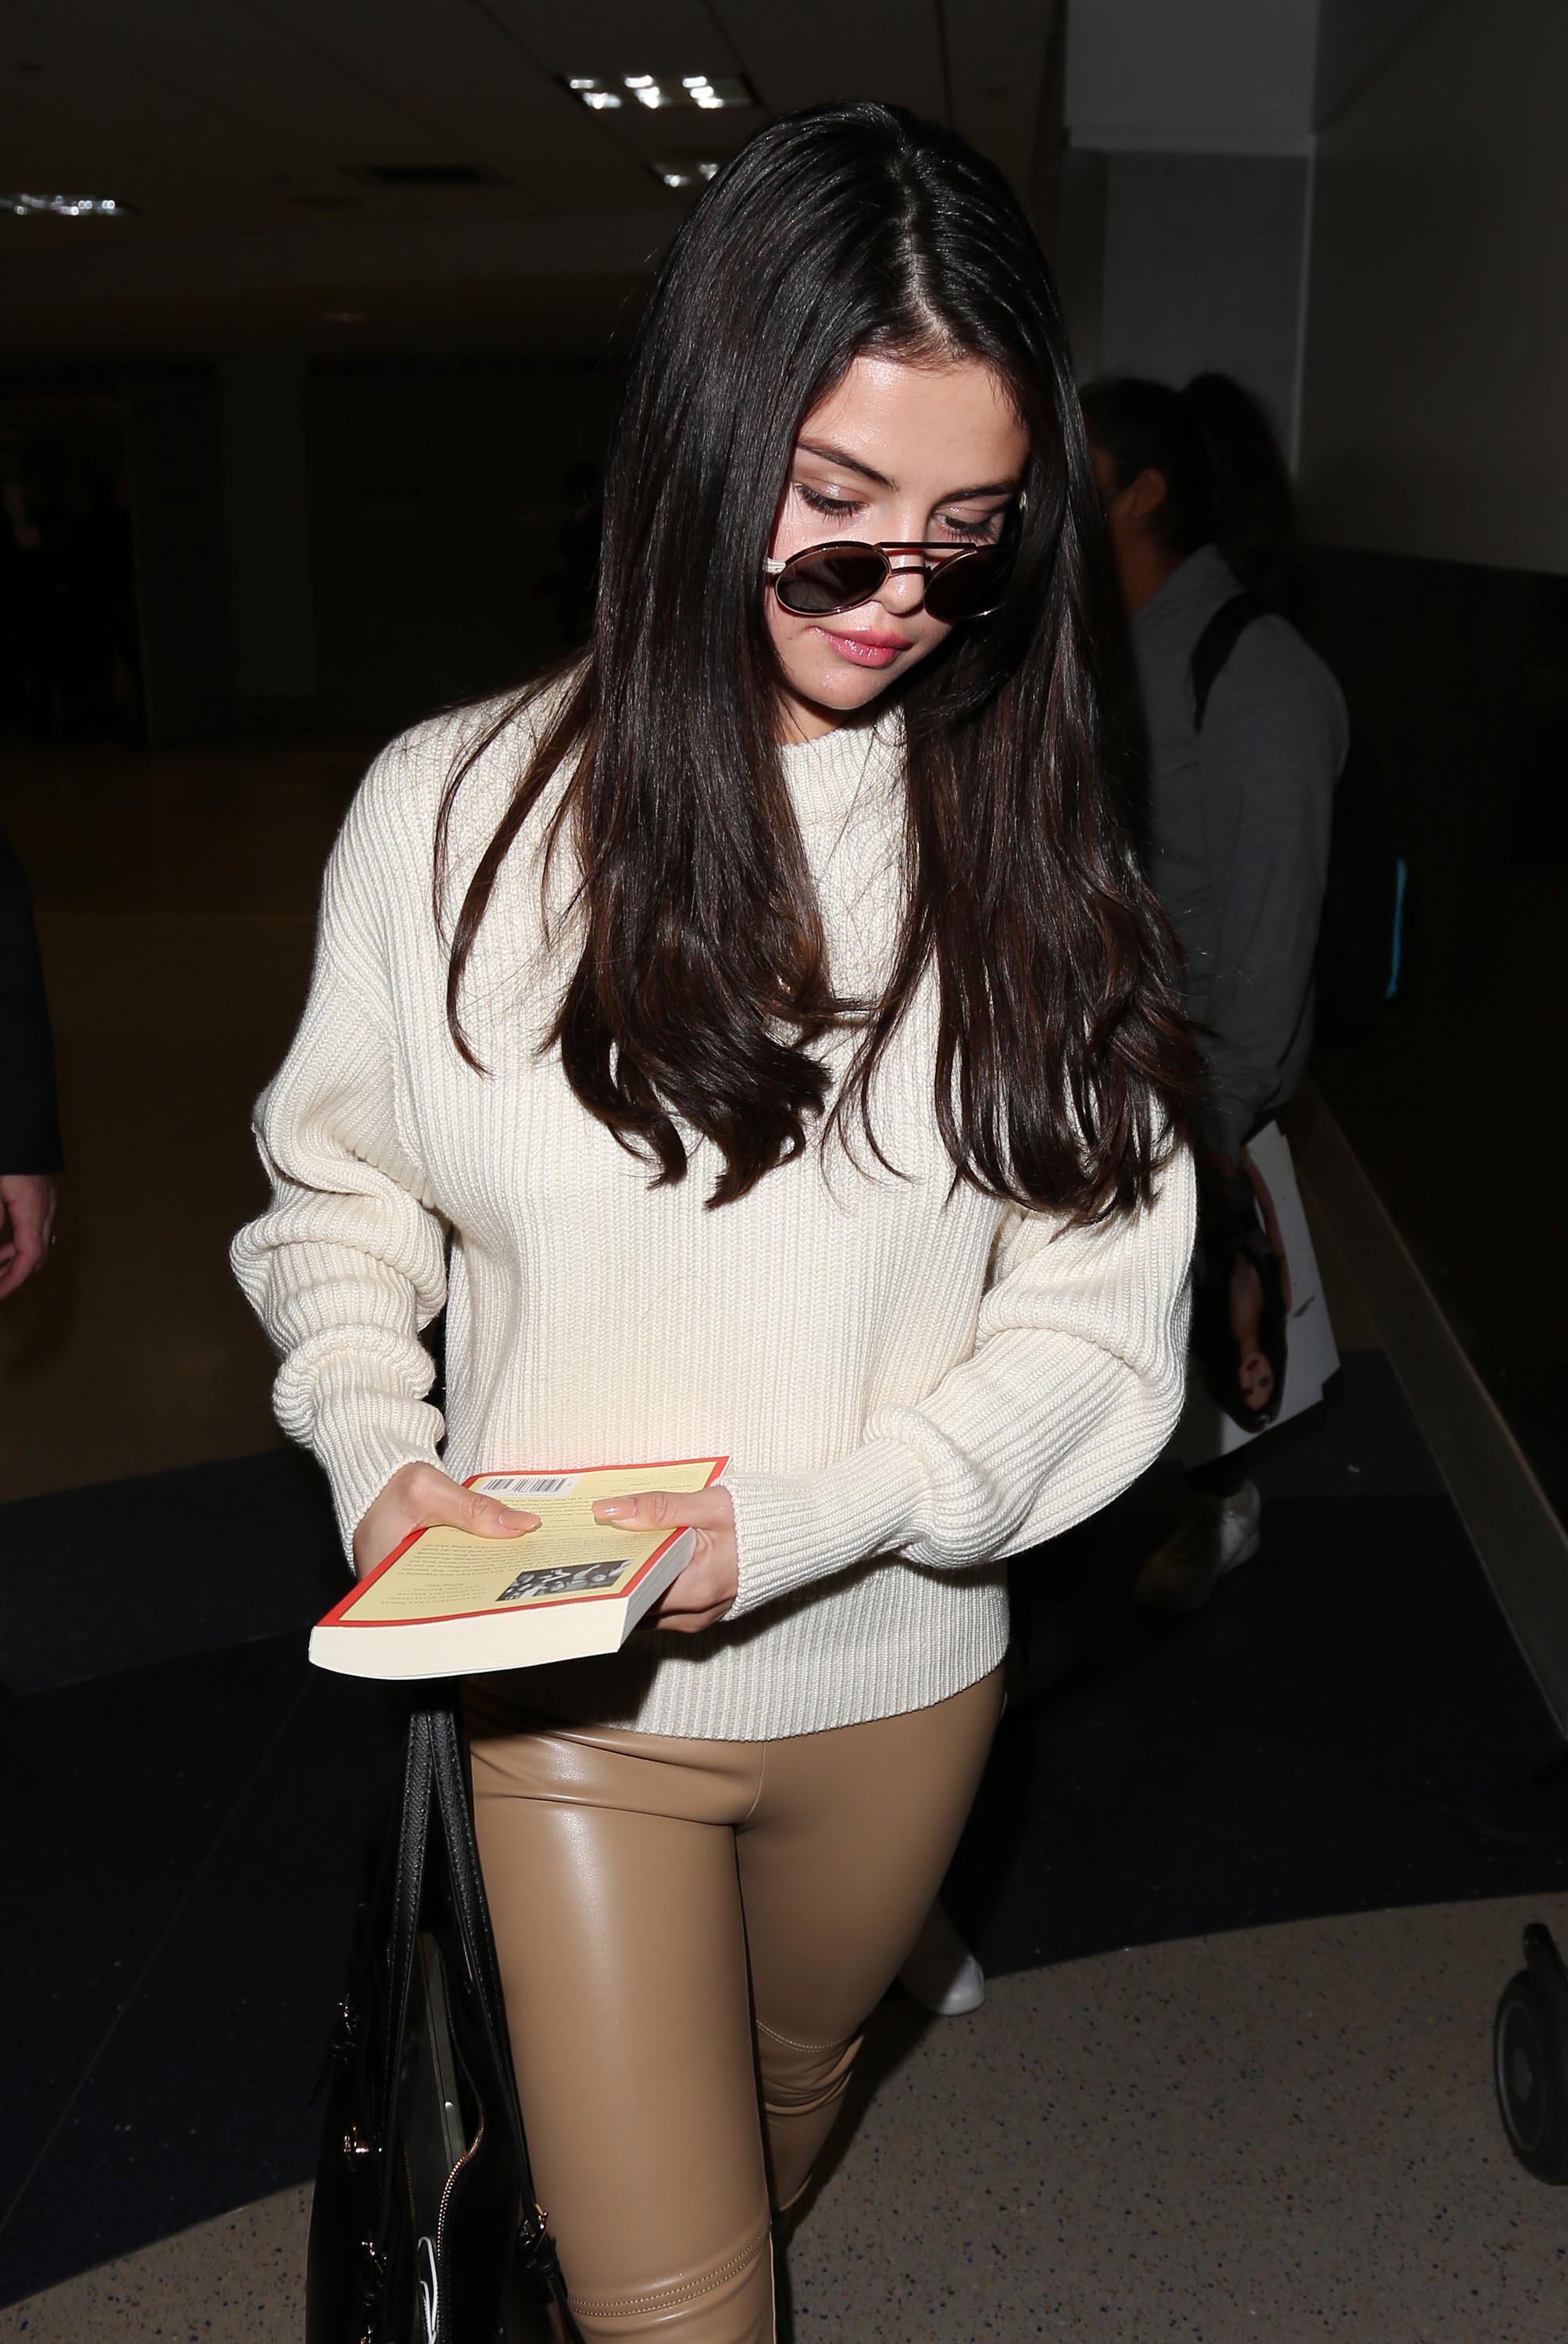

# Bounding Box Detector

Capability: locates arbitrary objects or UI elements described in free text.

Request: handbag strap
[366,1706,437,2264]
[426,1704,588,2344]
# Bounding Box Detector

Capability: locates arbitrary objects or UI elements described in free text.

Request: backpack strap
[1190,591,1270,731]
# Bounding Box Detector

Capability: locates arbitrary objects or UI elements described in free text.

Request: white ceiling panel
[13,0,458,168]
[488,0,743,80]
[0,0,1065,356]
[947,0,1057,195]
[475,0,759,188]
[709,0,948,120]
[0,0,673,225]
[245,0,659,207]
[2,9,316,213]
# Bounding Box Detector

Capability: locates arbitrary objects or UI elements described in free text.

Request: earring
[1019,488,1029,510]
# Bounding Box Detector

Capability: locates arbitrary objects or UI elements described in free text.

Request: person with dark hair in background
[1081,373,1346,1612]
[0,826,62,1298]
[235,103,1199,2341]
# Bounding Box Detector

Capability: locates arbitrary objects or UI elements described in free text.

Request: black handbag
[307,1702,585,2344]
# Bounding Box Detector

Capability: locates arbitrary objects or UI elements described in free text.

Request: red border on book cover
[318,1456,730,1631]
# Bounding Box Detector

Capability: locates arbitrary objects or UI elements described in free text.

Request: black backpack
[1191,592,1407,1049]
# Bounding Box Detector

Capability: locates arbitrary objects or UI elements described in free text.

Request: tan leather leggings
[466,1670,1002,2342]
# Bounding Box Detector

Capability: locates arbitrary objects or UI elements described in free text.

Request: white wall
[1299,0,1568,573]
[1060,0,1315,445]
[1066,0,1316,149]
[1313,0,1442,126]
[1095,152,1309,443]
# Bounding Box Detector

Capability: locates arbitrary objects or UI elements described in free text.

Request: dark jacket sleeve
[0,828,64,1173]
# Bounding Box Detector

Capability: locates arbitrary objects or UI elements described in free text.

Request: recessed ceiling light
[652,158,722,191]
[561,73,755,114]
[5,191,133,219]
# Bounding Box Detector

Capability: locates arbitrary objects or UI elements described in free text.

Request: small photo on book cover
[495,1559,636,1605]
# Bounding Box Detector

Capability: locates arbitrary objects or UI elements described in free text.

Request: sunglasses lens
[774,546,887,616]
[923,547,1005,624]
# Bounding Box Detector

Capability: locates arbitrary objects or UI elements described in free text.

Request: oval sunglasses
[763,491,1027,624]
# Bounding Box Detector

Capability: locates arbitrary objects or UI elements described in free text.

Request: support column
[1059,0,1318,453]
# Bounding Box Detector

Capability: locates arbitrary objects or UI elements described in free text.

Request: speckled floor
[11,1896,1564,2343]
[790,1896,1568,2342]
[3,2185,310,2341]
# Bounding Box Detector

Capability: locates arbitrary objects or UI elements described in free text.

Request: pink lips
[814,626,909,669]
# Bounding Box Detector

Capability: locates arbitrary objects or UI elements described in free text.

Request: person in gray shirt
[1082,374,1346,1608]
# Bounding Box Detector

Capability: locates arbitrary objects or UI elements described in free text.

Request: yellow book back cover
[324,1457,727,1628]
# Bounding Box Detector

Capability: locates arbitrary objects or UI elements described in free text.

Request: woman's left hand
[591,1485,738,1634]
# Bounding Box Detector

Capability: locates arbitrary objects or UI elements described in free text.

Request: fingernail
[594,1499,629,1520]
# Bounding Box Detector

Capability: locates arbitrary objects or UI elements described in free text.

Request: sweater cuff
[726,1438,926,1620]
[300,1374,446,1562]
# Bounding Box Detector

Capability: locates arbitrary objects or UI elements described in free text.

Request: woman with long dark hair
[235,102,1198,2341]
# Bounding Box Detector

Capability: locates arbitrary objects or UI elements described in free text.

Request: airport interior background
[3,2,1568,2338]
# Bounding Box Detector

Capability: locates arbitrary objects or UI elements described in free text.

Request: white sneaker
[1134,1481,1261,1615]
[898,1901,986,2016]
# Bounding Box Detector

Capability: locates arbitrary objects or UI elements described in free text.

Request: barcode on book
[478,1472,580,1499]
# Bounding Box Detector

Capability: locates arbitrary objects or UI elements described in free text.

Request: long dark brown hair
[437,100,1199,1216]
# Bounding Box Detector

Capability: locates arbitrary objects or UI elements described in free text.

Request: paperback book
[309,1456,728,1681]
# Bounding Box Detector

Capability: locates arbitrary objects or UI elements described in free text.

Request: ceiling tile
[709,0,946,120]
[946,0,1057,195]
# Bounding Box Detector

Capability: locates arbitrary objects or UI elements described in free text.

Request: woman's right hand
[352,1460,541,1578]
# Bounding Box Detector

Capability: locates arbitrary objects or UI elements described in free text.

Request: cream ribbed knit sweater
[232,697,1195,1739]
